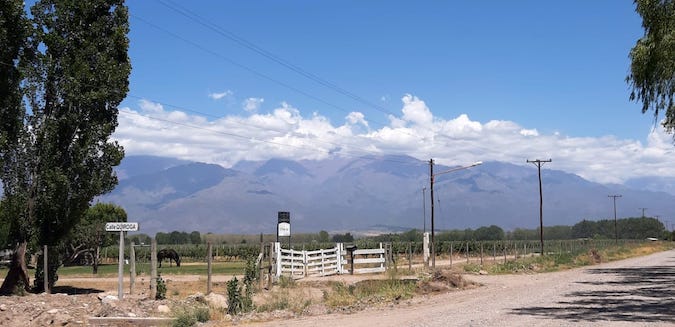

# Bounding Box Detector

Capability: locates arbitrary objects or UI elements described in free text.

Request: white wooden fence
[273,242,386,278]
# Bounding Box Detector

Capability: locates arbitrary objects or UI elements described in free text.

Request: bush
[226,277,254,315]
[156,274,167,300]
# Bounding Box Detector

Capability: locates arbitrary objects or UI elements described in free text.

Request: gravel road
[251,249,675,327]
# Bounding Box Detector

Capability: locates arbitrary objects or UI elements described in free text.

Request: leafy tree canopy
[627,0,675,132]
[0,0,130,293]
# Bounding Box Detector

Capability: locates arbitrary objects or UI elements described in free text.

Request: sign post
[277,212,290,248]
[105,222,139,300]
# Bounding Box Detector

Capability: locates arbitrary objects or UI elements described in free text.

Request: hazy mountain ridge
[100,155,675,235]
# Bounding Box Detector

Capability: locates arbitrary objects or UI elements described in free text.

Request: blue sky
[113,0,674,184]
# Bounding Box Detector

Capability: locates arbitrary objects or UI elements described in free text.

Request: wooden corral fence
[272,242,387,279]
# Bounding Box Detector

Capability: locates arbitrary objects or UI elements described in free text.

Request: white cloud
[114,95,675,185]
[243,97,264,112]
[208,90,233,100]
[520,128,539,136]
[139,99,164,113]
[346,112,369,127]
[401,94,433,126]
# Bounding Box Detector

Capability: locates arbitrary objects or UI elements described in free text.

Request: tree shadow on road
[511,264,675,323]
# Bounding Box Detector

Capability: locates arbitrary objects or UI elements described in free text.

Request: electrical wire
[157,0,398,117]
[129,9,421,139]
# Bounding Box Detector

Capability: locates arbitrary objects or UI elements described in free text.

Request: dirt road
[251,249,675,327]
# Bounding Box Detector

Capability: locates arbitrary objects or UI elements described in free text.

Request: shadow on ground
[51,285,104,295]
[511,261,675,323]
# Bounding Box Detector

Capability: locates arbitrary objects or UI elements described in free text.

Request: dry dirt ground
[0,250,673,326]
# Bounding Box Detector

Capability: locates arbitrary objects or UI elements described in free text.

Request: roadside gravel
[250,249,675,327]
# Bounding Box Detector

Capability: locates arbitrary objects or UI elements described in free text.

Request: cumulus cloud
[114,95,675,185]
[401,94,433,126]
[208,90,233,100]
[243,97,264,112]
[346,112,369,127]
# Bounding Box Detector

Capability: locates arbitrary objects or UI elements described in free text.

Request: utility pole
[429,159,435,268]
[422,187,427,233]
[608,195,622,244]
[428,159,482,269]
[527,159,551,256]
[639,207,647,218]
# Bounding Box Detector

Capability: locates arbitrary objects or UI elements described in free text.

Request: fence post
[207,242,212,294]
[43,245,49,294]
[423,232,430,267]
[449,242,453,266]
[480,242,484,265]
[503,242,507,263]
[515,241,519,259]
[275,242,282,278]
[380,243,385,272]
[150,238,157,299]
[493,242,496,262]
[303,249,308,277]
[267,243,273,288]
[466,242,470,263]
[408,242,412,271]
[130,241,136,295]
[337,243,344,274]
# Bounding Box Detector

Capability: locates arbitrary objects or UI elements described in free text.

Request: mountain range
[98,155,675,235]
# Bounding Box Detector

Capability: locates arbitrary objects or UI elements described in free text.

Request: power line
[156,0,398,117]
[129,11,422,139]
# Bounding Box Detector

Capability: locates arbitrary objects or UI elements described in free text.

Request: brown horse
[157,248,181,267]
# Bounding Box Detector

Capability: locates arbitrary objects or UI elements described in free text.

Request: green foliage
[226,277,242,315]
[571,217,665,239]
[173,306,210,327]
[127,233,151,245]
[0,0,131,291]
[627,0,675,132]
[473,225,505,241]
[243,256,258,286]
[332,232,354,243]
[323,279,415,308]
[156,231,202,244]
[13,278,26,296]
[226,274,254,315]
[63,203,127,268]
[318,230,330,243]
[156,274,167,300]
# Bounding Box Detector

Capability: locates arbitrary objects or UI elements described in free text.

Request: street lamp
[429,159,482,268]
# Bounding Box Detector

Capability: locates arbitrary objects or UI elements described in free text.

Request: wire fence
[100,238,648,268]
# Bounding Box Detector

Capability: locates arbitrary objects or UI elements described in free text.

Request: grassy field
[0,260,247,279]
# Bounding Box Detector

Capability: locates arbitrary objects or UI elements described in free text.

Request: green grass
[55,261,246,277]
[484,241,675,274]
[323,279,416,308]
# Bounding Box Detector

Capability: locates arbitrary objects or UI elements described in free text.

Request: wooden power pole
[527,159,551,256]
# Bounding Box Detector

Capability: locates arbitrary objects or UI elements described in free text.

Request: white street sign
[278,222,290,237]
[105,222,139,232]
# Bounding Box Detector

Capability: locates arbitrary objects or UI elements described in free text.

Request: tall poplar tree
[0,0,130,294]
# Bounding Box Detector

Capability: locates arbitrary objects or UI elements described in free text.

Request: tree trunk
[93,246,100,274]
[0,242,31,295]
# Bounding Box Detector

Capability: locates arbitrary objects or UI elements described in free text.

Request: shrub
[156,274,167,300]
[226,277,254,315]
